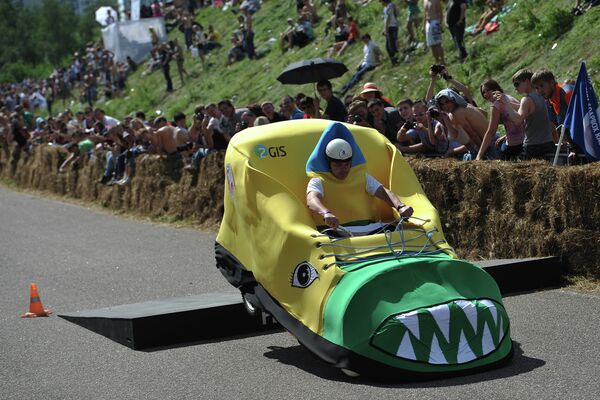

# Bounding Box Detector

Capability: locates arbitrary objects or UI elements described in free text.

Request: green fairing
[322,254,512,373]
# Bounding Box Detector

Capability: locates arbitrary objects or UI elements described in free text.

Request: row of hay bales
[1,144,599,277]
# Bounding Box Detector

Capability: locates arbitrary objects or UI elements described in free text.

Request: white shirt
[384,3,398,28]
[102,115,120,128]
[307,173,382,197]
[362,40,379,67]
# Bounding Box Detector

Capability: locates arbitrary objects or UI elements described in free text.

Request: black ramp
[59,292,281,350]
[476,257,563,295]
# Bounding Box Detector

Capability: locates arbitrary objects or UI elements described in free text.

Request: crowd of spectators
[0,0,592,191]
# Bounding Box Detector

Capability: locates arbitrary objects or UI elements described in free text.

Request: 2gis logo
[254,144,287,159]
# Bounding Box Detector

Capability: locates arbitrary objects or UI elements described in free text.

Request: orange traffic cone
[20,283,52,318]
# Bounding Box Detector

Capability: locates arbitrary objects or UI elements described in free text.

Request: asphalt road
[1,186,599,400]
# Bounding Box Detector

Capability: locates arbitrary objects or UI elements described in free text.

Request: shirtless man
[423,0,445,65]
[173,112,189,147]
[434,89,498,159]
[151,116,179,155]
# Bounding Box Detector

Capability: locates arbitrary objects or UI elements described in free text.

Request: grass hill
[93,0,600,119]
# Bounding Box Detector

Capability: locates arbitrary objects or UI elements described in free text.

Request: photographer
[346,100,372,128]
[184,103,228,172]
[396,100,452,155]
[426,64,476,106]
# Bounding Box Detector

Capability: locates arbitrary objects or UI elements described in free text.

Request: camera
[403,120,417,130]
[426,99,440,119]
[194,113,204,121]
[430,64,445,75]
[352,114,363,123]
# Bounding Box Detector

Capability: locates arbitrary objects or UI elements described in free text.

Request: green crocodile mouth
[371,299,509,365]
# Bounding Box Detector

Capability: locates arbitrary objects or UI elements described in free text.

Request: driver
[306,137,413,229]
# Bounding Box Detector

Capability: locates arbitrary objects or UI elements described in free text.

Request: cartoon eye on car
[215,120,513,380]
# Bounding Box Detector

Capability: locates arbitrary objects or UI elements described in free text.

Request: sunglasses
[513,81,522,88]
[413,112,426,117]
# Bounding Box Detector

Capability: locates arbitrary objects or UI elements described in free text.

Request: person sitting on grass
[327,18,350,57]
[339,34,382,96]
[227,34,246,66]
[281,15,314,52]
[470,0,504,36]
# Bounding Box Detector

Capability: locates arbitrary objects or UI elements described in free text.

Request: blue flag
[564,62,600,161]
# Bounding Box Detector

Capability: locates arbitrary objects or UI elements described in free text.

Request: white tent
[101,17,167,64]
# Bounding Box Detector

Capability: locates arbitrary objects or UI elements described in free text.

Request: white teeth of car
[396,330,417,360]
[428,335,448,364]
[395,310,420,340]
[456,330,477,363]
[394,300,506,364]
[429,304,450,342]
[482,322,495,355]
[479,299,498,324]
[455,299,478,332]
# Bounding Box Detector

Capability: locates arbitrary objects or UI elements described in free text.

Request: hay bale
[2,145,599,277]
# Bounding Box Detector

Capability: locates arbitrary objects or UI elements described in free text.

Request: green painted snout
[322,254,513,373]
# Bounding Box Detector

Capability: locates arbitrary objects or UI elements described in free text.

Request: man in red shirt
[532,69,573,126]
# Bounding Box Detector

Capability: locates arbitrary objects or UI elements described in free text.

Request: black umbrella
[277,58,348,85]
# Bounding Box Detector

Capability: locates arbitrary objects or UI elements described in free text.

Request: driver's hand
[323,212,339,229]
[398,205,414,219]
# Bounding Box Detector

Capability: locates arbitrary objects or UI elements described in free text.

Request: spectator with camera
[185,106,215,172]
[434,88,496,159]
[426,65,476,106]
[396,100,452,155]
[346,100,372,128]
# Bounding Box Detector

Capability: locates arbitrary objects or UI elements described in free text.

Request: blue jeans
[341,64,376,95]
[191,148,216,170]
[104,151,114,178]
[385,26,399,64]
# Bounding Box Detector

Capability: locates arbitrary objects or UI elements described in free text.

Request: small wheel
[341,368,360,378]
[242,293,259,316]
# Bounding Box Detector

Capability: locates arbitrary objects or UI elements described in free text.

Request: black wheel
[242,293,259,316]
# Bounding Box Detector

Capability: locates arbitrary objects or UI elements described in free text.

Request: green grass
[0,178,17,187]
[83,0,600,120]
